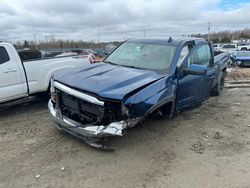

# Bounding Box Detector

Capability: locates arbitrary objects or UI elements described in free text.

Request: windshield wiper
[104,61,142,69]
[104,61,116,65]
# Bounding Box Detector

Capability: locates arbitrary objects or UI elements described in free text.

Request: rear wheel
[211,72,225,96]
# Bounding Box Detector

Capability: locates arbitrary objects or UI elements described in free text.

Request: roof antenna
[168,37,173,43]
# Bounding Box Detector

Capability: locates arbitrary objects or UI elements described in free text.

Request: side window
[188,45,211,66]
[0,47,10,65]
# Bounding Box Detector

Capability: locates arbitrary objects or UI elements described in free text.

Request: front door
[176,43,215,111]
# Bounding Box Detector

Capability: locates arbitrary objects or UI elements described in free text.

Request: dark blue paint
[124,76,176,116]
[54,63,163,100]
[236,57,250,61]
[231,51,250,67]
[187,64,208,74]
[53,37,229,119]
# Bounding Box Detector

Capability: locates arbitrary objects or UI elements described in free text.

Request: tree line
[14,28,250,50]
[191,28,250,43]
[14,39,121,50]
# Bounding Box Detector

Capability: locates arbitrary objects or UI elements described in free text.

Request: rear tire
[211,72,225,96]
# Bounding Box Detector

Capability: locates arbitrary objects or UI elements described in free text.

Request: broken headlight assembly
[121,103,130,118]
[50,78,56,103]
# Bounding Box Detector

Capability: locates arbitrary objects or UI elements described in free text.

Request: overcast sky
[0,0,250,42]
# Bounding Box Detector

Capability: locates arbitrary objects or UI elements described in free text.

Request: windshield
[105,42,176,72]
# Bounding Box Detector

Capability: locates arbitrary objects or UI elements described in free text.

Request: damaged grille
[58,90,104,124]
[101,101,122,125]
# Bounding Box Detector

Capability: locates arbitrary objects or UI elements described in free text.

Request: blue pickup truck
[48,37,229,148]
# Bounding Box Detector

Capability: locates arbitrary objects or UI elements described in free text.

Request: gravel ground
[227,67,250,81]
[0,85,250,188]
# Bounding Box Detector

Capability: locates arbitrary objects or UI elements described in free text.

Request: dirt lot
[1,77,250,188]
[227,67,250,81]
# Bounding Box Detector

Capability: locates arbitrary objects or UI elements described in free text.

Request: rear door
[0,46,26,103]
[176,43,216,110]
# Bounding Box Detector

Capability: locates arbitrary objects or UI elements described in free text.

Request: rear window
[0,46,10,64]
[18,50,42,61]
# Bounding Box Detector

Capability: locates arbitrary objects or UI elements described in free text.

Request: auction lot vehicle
[48,37,229,148]
[221,44,237,54]
[232,51,250,67]
[0,43,91,104]
[237,44,250,51]
[213,43,223,51]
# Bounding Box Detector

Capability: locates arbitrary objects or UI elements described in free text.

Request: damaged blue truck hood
[54,63,164,100]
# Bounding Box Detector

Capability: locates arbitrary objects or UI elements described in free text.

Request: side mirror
[183,64,207,75]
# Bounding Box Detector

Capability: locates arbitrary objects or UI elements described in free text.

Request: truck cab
[0,42,92,104]
[0,44,28,103]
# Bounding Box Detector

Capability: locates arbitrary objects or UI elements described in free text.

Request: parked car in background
[56,50,96,63]
[232,51,250,67]
[77,52,96,64]
[94,48,109,58]
[0,42,92,104]
[105,43,117,54]
[237,43,250,51]
[43,51,62,58]
[221,44,237,54]
[84,49,96,54]
[55,51,78,57]
[48,37,229,148]
[213,43,223,51]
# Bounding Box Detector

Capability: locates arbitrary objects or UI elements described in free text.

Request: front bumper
[48,100,138,139]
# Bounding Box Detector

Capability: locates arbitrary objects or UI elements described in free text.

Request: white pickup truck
[237,44,250,51]
[0,42,91,104]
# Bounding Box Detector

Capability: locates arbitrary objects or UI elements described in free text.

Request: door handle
[207,75,215,79]
[4,69,17,73]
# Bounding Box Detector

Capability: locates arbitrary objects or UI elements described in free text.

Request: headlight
[50,79,56,103]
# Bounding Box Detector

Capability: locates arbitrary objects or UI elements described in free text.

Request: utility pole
[98,24,100,50]
[33,35,38,49]
[207,22,211,41]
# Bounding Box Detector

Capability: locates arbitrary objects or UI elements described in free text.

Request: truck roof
[127,37,206,46]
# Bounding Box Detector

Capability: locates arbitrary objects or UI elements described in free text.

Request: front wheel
[211,72,225,96]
